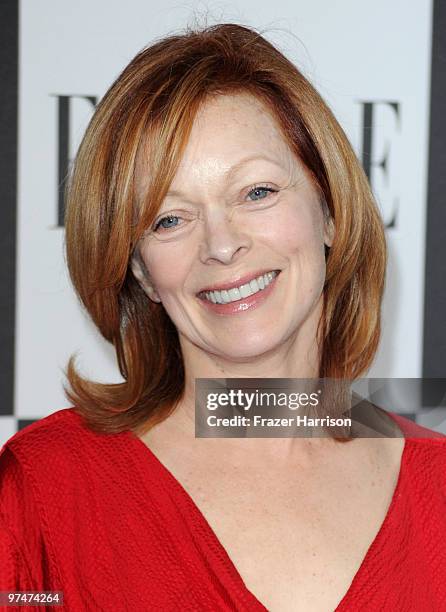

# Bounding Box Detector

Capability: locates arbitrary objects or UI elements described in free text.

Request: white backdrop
[1,0,434,444]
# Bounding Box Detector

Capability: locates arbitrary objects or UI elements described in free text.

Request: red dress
[0,407,445,611]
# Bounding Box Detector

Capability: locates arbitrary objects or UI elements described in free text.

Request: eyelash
[246,184,278,201]
[153,215,181,232]
[153,184,278,232]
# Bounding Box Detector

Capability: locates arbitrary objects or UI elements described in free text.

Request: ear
[323,214,335,248]
[130,251,162,303]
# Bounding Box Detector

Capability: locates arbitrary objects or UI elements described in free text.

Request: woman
[1,23,445,612]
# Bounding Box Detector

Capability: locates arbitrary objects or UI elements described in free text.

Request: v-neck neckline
[125,411,410,611]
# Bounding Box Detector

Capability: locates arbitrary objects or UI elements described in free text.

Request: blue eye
[154,215,180,232]
[247,186,277,201]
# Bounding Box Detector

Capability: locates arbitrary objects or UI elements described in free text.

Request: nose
[198,208,252,265]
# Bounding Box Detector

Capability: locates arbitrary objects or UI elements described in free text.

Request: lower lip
[197,272,281,315]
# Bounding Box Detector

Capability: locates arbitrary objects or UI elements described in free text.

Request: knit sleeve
[0,445,52,593]
[0,513,35,591]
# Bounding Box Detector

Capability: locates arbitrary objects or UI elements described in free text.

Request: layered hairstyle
[64,23,386,436]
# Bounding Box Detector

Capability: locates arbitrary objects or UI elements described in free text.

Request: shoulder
[0,409,82,559]
[0,409,101,587]
[0,407,93,469]
[0,407,135,530]
[385,412,446,496]
[387,410,446,441]
[388,411,446,464]
[0,409,87,512]
[0,407,130,499]
[0,407,140,493]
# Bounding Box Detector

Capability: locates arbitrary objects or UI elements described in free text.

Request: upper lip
[197,269,280,294]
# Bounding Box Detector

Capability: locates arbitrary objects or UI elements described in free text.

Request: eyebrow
[165,154,285,199]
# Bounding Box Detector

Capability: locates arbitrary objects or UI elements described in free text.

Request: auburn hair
[64,23,386,437]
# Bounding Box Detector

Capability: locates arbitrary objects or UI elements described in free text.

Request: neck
[160,298,326,459]
[180,326,320,405]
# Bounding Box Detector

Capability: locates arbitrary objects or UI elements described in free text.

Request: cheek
[265,200,327,301]
[140,241,190,292]
[260,199,325,256]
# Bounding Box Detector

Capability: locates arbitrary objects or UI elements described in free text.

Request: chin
[214,334,283,361]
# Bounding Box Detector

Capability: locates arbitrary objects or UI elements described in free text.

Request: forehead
[135,91,301,206]
[176,92,294,175]
[193,91,284,139]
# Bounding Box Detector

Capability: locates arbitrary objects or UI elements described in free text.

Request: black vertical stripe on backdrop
[57,96,70,228]
[423,0,446,378]
[0,0,17,415]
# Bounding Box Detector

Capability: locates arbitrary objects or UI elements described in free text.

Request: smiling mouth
[198,270,281,304]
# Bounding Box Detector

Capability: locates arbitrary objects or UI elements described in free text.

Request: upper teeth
[201,271,279,304]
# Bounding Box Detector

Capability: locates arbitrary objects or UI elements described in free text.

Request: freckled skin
[132,92,334,378]
[130,96,407,612]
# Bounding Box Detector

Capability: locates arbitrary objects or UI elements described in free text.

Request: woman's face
[133,92,334,361]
